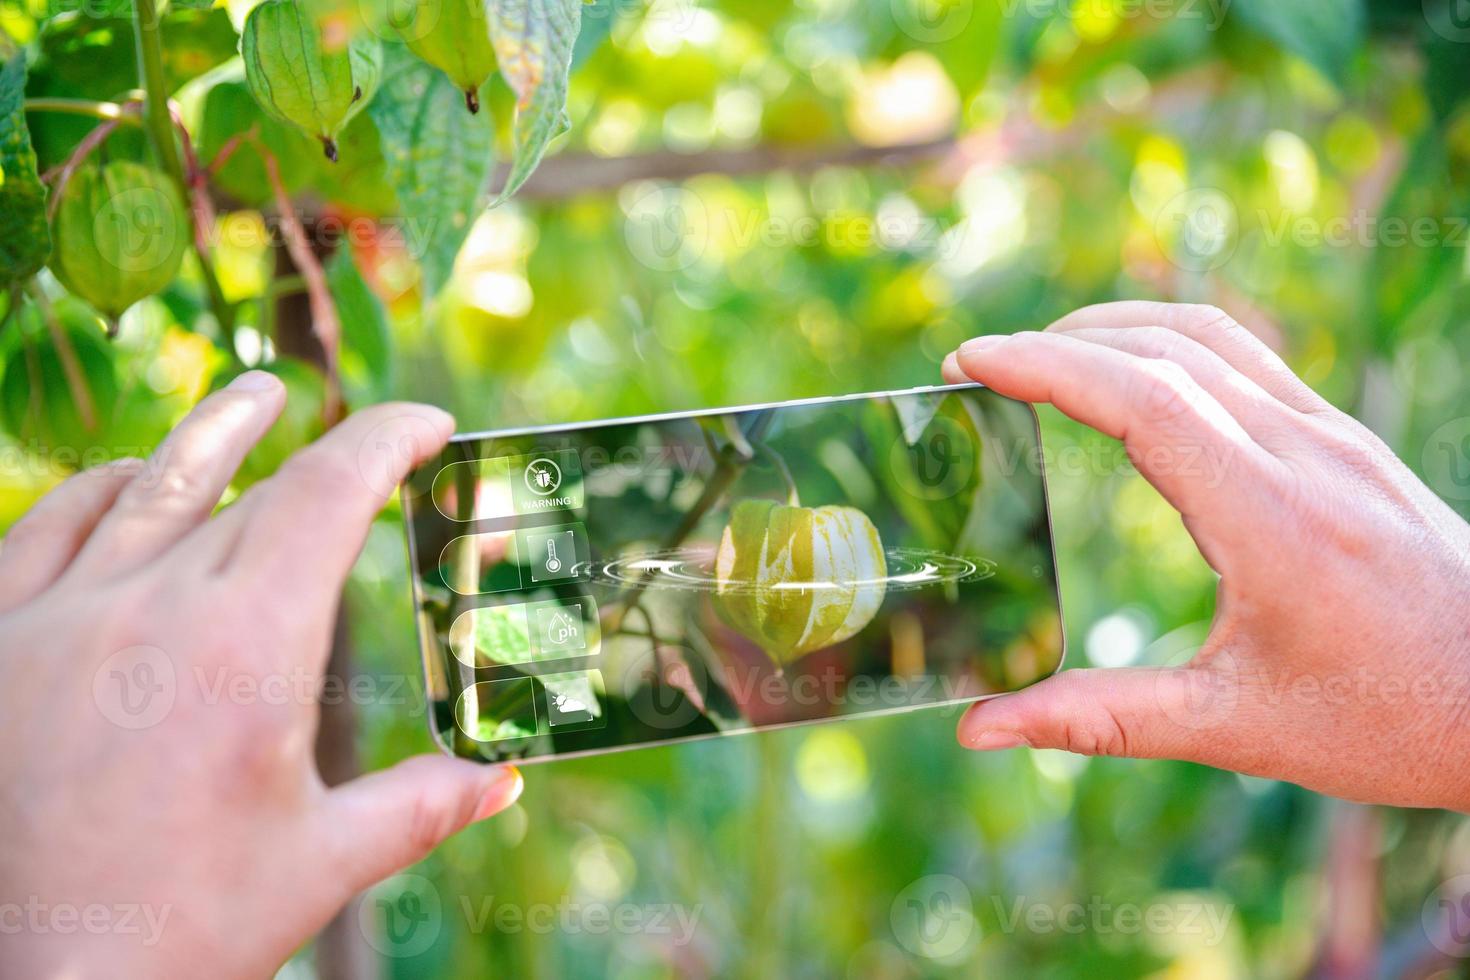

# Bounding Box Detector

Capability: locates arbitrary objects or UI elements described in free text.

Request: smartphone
[401,383,1064,764]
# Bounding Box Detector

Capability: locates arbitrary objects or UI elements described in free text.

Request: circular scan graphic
[591,546,995,595]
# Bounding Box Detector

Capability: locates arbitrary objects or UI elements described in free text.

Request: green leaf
[571,0,616,71]
[1367,130,1467,353]
[367,42,494,299]
[486,0,582,205]
[326,250,393,402]
[471,605,533,665]
[0,52,51,286]
[1229,0,1365,86]
[195,63,397,215]
[1424,19,1470,122]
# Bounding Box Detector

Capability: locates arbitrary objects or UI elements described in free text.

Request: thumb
[324,756,523,894]
[957,666,1236,761]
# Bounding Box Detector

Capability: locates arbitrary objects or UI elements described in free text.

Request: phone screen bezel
[401,382,1067,765]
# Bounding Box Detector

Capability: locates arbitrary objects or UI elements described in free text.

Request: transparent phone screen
[402,386,1063,763]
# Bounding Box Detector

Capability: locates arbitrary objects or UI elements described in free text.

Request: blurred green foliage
[2,0,1469,976]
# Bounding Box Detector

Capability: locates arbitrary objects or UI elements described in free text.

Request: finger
[950,331,1279,526]
[224,403,452,596]
[322,757,521,898]
[941,351,967,385]
[0,458,144,613]
[1044,302,1332,415]
[1058,326,1298,448]
[64,372,287,582]
[957,665,1239,765]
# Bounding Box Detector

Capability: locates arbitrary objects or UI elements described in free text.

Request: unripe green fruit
[241,0,383,161]
[714,499,888,667]
[401,0,497,113]
[48,161,188,324]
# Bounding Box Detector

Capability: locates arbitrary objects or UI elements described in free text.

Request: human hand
[943,302,1470,811]
[0,373,522,976]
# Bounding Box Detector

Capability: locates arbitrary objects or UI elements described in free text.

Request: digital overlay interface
[401,385,1064,763]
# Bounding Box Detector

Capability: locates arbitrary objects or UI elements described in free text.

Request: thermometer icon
[544,539,562,574]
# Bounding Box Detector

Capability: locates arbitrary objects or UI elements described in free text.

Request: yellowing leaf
[486,0,582,205]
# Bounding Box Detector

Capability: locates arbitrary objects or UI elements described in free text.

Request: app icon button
[542,671,605,731]
[537,602,586,654]
[523,524,587,583]
[524,457,563,496]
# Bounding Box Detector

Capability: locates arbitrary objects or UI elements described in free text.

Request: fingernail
[227,370,282,393]
[473,765,523,821]
[967,730,1031,751]
[958,335,1007,356]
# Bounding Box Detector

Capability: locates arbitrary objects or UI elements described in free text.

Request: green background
[3,0,1470,976]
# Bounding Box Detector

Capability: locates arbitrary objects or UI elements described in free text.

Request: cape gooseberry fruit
[401,0,497,113]
[713,498,888,667]
[241,0,382,162]
[49,161,188,326]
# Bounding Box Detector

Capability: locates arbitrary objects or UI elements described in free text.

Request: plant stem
[130,0,183,188]
[130,0,237,346]
[754,440,799,506]
[23,98,143,123]
[27,286,98,433]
